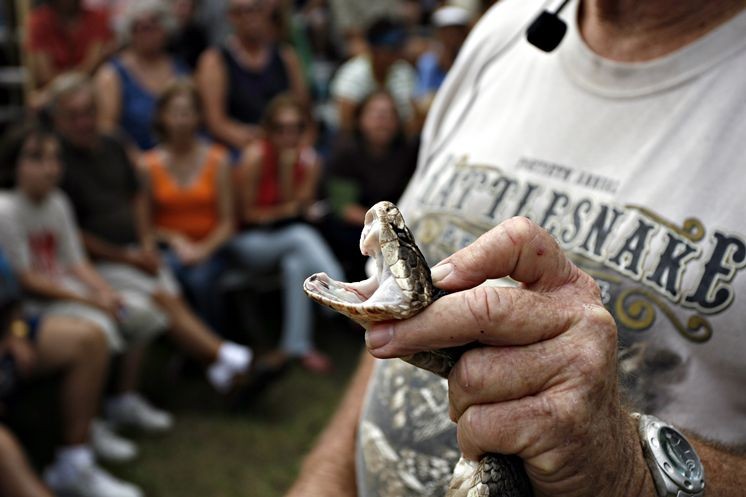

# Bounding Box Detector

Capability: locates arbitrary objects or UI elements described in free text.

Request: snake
[303,201,534,497]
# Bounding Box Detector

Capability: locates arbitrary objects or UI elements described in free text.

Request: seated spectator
[323,90,417,278]
[167,0,209,70]
[330,18,417,135]
[49,72,263,400]
[0,124,143,497]
[196,0,309,151]
[95,0,188,151]
[0,250,52,497]
[414,6,471,115]
[231,94,344,373]
[140,80,233,333]
[25,0,116,92]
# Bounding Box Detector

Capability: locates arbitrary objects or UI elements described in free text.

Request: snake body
[303,201,533,497]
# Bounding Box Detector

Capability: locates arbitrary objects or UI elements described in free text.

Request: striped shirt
[330,55,417,121]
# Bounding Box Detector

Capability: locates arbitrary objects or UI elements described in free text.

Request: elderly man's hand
[365,217,653,497]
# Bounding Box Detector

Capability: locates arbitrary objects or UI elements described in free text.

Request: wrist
[630,413,705,497]
[599,410,657,497]
[625,412,657,497]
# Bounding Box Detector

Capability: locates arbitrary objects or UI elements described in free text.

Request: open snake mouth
[303,216,414,324]
[303,201,434,325]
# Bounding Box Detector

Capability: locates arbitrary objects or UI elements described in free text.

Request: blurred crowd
[0,0,491,495]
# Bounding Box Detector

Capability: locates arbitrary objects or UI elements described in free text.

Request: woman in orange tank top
[140,80,234,332]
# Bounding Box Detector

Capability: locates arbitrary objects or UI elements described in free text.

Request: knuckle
[500,216,536,246]
[448,398,460,423]
[542,391,589,434]
[585,305,617,338]
[457,406,491,457]
[571,342,611,383]
[449,348,488,398]
[462,286,509,331]
[448,352,478,415]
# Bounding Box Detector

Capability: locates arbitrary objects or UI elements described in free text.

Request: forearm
[27,53,54,89]
[694,437,746,496]
[78,41,114,75]
[207,116,259,150]
[69,263,112,295]
[19,272,91,305]
[286,352,375,497]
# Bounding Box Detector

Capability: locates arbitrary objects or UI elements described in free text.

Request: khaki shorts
[34,294,165,353]
[96,262,180,297]
[26,263,179,353]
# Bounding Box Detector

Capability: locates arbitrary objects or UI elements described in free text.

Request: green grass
[12,314,364,497]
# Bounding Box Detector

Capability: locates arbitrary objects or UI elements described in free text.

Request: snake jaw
[303,201,433,326]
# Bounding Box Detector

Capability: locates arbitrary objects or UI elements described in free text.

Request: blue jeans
[229,223,345,356]
[162,248,229,334]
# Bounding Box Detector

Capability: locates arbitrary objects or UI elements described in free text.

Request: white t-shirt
[0,190,85,284]
[358,1,746,496]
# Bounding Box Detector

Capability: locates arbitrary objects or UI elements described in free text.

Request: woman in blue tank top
[95,1,188,151]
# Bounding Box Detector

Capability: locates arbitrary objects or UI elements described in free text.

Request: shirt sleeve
[0,199,31,272]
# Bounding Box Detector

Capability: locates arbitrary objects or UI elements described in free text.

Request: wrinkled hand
[91,290,125,320]
[365,217,651,497]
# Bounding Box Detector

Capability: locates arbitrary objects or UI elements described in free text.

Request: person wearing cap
[415,6,472,115]
[330,18,418,136]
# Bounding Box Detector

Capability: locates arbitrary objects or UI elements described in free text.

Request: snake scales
[303,201,533,497]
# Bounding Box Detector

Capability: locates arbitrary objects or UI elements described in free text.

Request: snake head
[303,201,434,327]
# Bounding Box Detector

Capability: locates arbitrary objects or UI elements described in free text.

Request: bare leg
[152,291,221,364]
[0,425,54,497]
[31,317,109,446]
[116,345,146,394]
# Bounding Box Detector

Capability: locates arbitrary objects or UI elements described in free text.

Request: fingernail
[430,263,453,284]
[365,324,393,350]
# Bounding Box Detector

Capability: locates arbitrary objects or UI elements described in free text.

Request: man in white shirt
[286,0,746,496]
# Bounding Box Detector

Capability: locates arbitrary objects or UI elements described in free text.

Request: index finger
[365,286,596,358]
[430,217,580,294]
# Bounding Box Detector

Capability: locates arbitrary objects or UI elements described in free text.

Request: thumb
[429,217,576,293]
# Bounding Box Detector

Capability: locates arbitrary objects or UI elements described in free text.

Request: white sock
[52,445,94,483]
[207,342,253,393]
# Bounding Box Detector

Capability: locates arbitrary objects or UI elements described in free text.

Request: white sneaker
[44,462,143,497]
[106,393,174,433]
[90,419,138,463]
